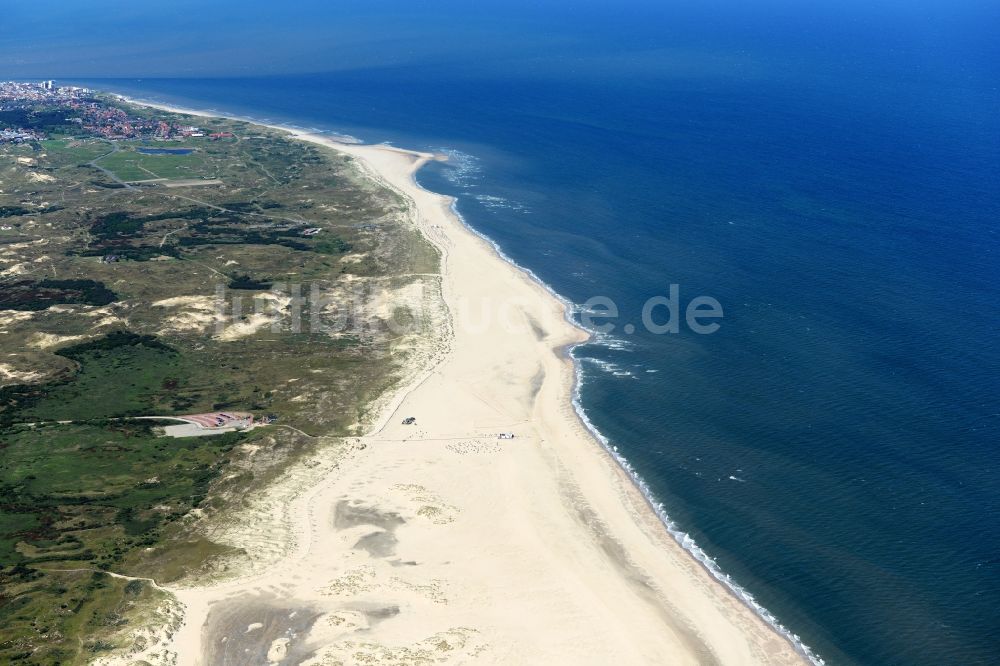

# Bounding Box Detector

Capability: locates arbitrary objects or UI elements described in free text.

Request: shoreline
[119,93,815,664]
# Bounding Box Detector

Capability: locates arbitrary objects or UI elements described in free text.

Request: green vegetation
[1,206,35,218]
[0,205,63,219]
[314,236,353,255]
[0,421,239,663]
[0,279,118,311]
[11,333,180,423]
[0,95,441,663]
[0,422,241,544]
[39,139,113,166]
[0,332,263,663]
[71,204,355,262]
[0,108,80,136]
[228,274,272,290]
[94,146,214,182]
[0,568,170,663]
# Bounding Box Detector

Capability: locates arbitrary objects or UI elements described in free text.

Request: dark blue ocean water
[70,4,1000,662]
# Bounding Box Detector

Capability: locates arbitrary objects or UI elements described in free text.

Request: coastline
[120,95,813,664]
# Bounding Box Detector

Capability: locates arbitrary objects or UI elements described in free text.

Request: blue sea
[68,2,1000,663]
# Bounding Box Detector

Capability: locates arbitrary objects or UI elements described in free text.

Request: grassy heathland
[0,97,440,663]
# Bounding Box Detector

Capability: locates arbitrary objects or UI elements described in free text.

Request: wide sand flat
[141,113,807,664]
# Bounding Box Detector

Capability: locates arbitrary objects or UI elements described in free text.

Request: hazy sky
[1,0,996,80]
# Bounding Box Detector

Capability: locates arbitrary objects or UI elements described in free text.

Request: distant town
[0,80,223,142]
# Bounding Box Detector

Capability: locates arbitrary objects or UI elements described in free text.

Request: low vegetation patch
[227,274,273,290]
[0,279,117,311]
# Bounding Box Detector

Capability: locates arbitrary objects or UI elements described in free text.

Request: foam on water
[578,357,636,378]
[586,329,635,352]
[437,172,824,666]
[473,193,530,213]
[433,150,530,213]
[569,359,825,665]
[433,148,481,188]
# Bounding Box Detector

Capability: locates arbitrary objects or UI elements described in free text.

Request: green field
[93,146,214,182]
[39,139,115,166]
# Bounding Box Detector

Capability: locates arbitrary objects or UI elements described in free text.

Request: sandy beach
[118,99,808,665]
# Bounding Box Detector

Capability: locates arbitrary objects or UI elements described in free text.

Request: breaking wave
[427,160,824,666]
